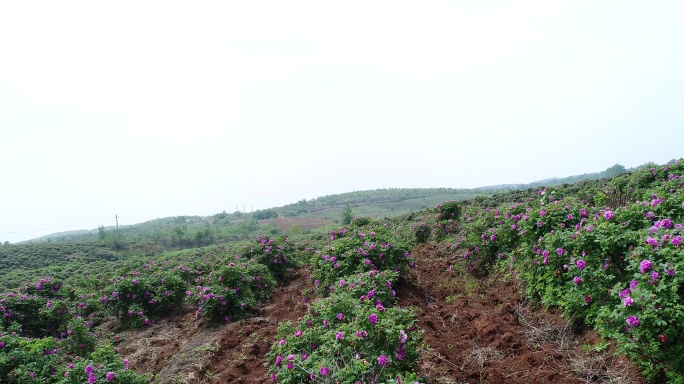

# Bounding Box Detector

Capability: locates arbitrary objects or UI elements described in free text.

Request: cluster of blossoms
[268,225,419,383]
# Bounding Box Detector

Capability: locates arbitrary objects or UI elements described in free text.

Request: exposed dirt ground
[113,244,645,384]
[399,243,645,384]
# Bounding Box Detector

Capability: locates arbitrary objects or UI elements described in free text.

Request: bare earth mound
[399,243,645,384]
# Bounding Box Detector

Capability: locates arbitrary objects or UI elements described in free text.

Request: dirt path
[399,243,644,384]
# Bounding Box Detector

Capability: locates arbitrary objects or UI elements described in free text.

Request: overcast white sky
[1,1,682,243]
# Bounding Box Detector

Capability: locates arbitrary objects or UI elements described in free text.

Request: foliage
[254,209,279,220]
[0,331,149,383]
[103,264,187,329]
[435,201,461,221]
[412,222,431,244]
[456,159,684,382]
[186,259,275,323]
[310,222,414,295]
[341,204,353,226]
[237,235,297,280]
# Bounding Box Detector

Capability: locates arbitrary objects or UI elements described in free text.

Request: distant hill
[18,162,653,246]
[478,163,629,190]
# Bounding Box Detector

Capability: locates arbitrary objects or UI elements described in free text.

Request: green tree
[171,225,188,246]
[97,224,106,241]
[253,208,278,220]
[193,225,214,246]
[604,163,626,177]
[341,203,353,225]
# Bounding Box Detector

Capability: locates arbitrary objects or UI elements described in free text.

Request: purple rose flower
[398,330,408,344]
[556,248,565,256]
[106,372,115,381]
[630,279,639,289]
[355,330,368,338]
[573,276,582,285]
[319,366,330,376]
[369,313,378,324]
[604,210,614,220]
[640,259,653,273]
[576,260,586,269]
[626,316,640,327]
[623,297,634,306]
[603,260,611,270]
[377,354,390,367]
[646,237,659,247]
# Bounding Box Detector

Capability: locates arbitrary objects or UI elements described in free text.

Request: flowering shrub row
[434,201,461,221]
[267,272,421,383]
[268,221,422,383]
[456,160,684,382]
[0,235,299,382]
[412,222,431,244]
[237,235,296,280]
[103,264,187,329]
[0,319,149,383]
[311,222,415,294]
[186,259,275,322]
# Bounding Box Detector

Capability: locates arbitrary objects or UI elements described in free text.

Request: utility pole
[243,204,245,213]
[235,205,238,212]
[114,214,119,231]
